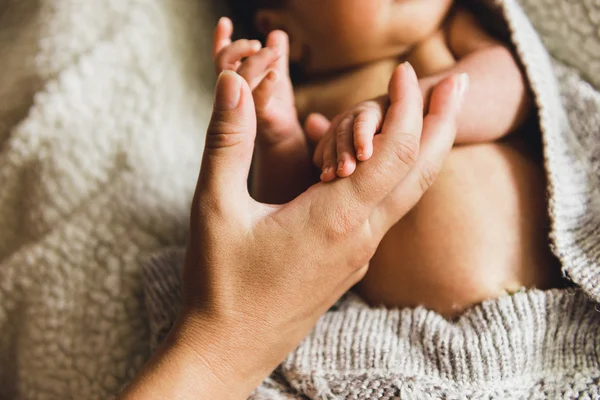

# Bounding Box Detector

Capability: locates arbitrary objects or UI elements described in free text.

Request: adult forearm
[119,315,268,400]
[420,45,532,144]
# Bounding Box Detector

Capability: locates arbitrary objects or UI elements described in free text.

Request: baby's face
[265,0,453,74]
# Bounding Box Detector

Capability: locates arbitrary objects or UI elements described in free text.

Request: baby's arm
[417,8,532,144]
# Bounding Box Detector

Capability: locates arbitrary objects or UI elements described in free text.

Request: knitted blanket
[0,0,599,399]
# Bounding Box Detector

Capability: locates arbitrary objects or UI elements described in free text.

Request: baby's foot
[213,18,302,146]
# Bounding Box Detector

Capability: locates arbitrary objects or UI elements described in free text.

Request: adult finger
[215,39,262,74]
[371,73,468,235]
[199,71,257,206]
[213,17,234,58]
[325,63,424,220]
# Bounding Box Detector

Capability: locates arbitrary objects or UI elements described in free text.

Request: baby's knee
[355,141,562,317]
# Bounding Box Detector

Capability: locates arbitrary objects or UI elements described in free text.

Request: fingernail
[338,161,345,171]
[403,62,418,84]
[356,147,365,160]
[215,71,242,111]
[456,73,470,107]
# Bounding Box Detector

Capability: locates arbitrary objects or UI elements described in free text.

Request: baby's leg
[355,140,563,318]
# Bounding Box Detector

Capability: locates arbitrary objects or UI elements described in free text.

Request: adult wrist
[170,308,286,398]
[119,311,274,400]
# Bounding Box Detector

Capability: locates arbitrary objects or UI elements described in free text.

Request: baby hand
[312,97,389,182]
[213,17,300,146]
[313,63,423,182]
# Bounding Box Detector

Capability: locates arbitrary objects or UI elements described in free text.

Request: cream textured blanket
[0,0,221,398]
[1,0,600,399]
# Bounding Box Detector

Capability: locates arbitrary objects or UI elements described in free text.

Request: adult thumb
[199,71,257,201]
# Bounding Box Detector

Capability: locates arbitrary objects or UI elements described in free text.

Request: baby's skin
[213,0,563,317]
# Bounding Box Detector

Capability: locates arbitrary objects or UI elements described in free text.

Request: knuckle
[195,192,230,226]
[354,120,372,136]
[358,101,381,116]
[323,206,360,242]
[216,54,232,70]
[206,119,246,149]
[418,160,440,192]
[390,134,419,168]
[323,137,337,158]
[336,118,352,139]
[358,102,377,114]
[241,55,258,69]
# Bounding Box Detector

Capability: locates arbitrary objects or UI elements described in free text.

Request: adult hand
[120,63,465,399]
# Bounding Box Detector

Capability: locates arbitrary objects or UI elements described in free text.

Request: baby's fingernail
[456,73,470,107]
[403,62,418,84]
[215,71,242,111]
[338,161,345,171]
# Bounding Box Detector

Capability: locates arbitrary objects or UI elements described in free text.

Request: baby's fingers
[213,17,233,58]
[336,116,357,177]
[215,39,262,74]
[313,115,341,169]
[320,133,338,182]
[254,70,278,115]
[238,48,281,90]
[266,30,290,75]
[353,103,385,161]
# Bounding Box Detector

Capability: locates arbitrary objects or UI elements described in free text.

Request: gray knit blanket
[143,0,600,398]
